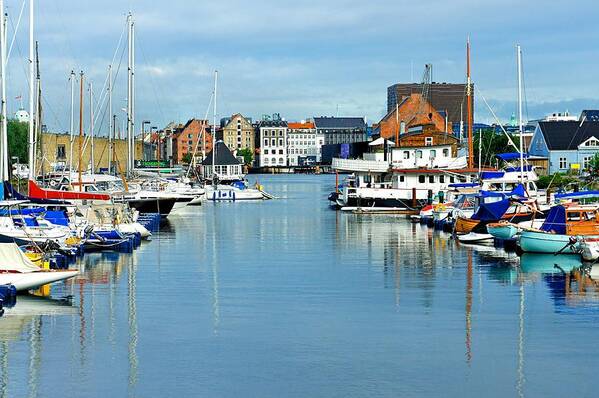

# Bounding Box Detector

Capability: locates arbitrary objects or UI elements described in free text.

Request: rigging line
[136,34,166,124]
[8,12,30,98]
[475,87,519,151]
[521,54,530,127]
[6,0,25,63]
[186,91,214,178]
[93,18,128,122]
[51,0,78,72]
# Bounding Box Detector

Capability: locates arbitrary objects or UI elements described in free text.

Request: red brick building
[377,93,448,141]
[171,119,214,164]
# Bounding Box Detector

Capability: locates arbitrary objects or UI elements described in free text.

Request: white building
[287,121,318,166]
[258,120,288,167]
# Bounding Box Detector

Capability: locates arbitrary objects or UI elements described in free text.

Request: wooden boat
[487,219,545,240]
[518,197,599,255]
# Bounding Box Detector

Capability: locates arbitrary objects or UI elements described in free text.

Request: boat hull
[0,270,79,291]
[487,223,519,240]
[126,198,177,218]
[518,230,580,254]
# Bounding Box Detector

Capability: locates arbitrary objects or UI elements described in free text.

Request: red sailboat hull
[28,180,111,201]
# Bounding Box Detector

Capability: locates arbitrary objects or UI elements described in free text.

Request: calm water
[1,174,599,397]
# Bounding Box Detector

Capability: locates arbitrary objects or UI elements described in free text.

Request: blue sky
[4,0,599,134]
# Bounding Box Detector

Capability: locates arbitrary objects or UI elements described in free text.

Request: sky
[4,0,599,135]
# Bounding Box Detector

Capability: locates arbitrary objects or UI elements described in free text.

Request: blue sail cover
[496,153,530,161]
[505,165,533,173]
[480,171,505,180]
[540,205,566,234]
[509,183,526,198]
[448,183,479,188]
[471,184,525,221]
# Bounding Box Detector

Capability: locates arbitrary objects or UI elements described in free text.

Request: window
[271,139,276,146]
[279,149,284,154]
[430,149,437,158]
[584,156,592,169]
[399,176,405,183]
[264,139,268,147]
[442,148,449,157]
[585,138,599,147]
[188,140,193,145]
[188,134,193,139]
[56,144,66,159]
[279,139,284,146]
[264,149,268,155]
[559,157,567,169]
[264,158,269,165]
[418,175,425,183]
[440,175,445,183]
[450,176,455,183]
[425,137,433,146]
[279,157,284,164]
[403,151,410,159]
[429,176,435,183]
[416,150,423,158]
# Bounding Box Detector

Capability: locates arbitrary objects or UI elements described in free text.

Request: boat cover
[496,153,530,161]
[471,184,525,221]
[0,243,41,273]
[540,205,566,234]
[555,190,599,200]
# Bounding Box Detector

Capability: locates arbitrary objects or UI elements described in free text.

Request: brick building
[171,119,213,165]
[387,82,471,126]
[377,93,448,141]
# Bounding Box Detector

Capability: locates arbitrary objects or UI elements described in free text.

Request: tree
[8,119,28,163]
[181,153,192,164]
[237,148,253,165]
[473,129,520,167]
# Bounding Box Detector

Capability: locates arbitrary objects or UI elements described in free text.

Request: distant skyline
[3,0,599,133]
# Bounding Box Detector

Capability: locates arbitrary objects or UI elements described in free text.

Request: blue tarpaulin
[448,183,479,188]
[480,171,505,180]
[540,205,566,234]
[555,190,599,200]
[496,153,530,161]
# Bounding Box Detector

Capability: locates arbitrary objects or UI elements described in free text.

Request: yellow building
[39,132,143,171]
[222,114,255,153]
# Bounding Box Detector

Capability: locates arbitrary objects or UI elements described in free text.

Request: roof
[581,110,599,122]
[537,120,599,150]
[313,117,366,130]
[287,122,315,129]
[258,120,287,127]
[201,141,240,166]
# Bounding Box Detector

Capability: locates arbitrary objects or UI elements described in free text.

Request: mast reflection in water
[0,175,598,397]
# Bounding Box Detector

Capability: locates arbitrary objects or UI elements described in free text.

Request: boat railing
[332,158,390,173]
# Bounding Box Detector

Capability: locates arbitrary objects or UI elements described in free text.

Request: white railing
[332,158,390,173]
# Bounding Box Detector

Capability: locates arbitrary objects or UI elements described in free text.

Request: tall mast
[27,0,34,182]
[0,1,8,181]
[68,70,75,178]
[89,81,94,174]
[466,36,473,170]
[78,72,83,191]
[131,16,136,173]
[212,70,218,185]
[108,65,113,173]
[517,44,524,184]
[126,12,132,177]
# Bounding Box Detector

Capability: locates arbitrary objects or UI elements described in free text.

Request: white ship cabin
[200,140,244,181]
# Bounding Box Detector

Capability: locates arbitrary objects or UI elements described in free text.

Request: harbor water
[1,174,599,397]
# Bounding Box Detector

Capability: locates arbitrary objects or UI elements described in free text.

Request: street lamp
[142,120,151,161]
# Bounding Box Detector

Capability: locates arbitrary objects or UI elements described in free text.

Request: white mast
[517,44,524,184]
[212,70,218,185]
[89,81,94,174]
[131,17,135,173]
[68,70,75,177]
[0,1,8,181]
[108,65,113,173]
[27,0,34,181]
[126,12,133,177]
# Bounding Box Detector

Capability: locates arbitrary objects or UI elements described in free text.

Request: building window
[279,139,284,146]
[559,157,567,169]
[271,139,276,146]
[264,139,268,147]
[416,150,423,158]
[279,157,284,164]
[279,149,283,154]
[584,156,592,169]
[450,176,455,183]
[418,175,425,183]
[56,144,66,159]
[442,148,449,157]
[439,175,445,183]
[399,175,405,183]
[425,137,433,146]
[430,149,436,158]
[264,149,268,155]
[429,176,435,183]
[403,151,410,159]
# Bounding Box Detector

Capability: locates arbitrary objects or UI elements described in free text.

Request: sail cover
[540,205,566,234]
[0,243,42,273]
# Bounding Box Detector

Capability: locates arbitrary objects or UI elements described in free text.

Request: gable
[578,136,599,149]
[528,125,549,155]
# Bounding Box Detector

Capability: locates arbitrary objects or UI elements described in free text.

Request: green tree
[7,119,28,163]
[473,129,520,167]
[181,153,192,164]
[237,148,254,165]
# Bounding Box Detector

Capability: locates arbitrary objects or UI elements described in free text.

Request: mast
[466,36,473,170]
[127,13,133,177]
[27,0,34,182]
[517,44,524,184]
[108,65,113,173]
[78,72,83,191]
[0,1,8,181]
[68,70,75,179]
[131,16,135,173]
[478,128,482,173]
[212,70,218,186]
[89,81,94,174]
